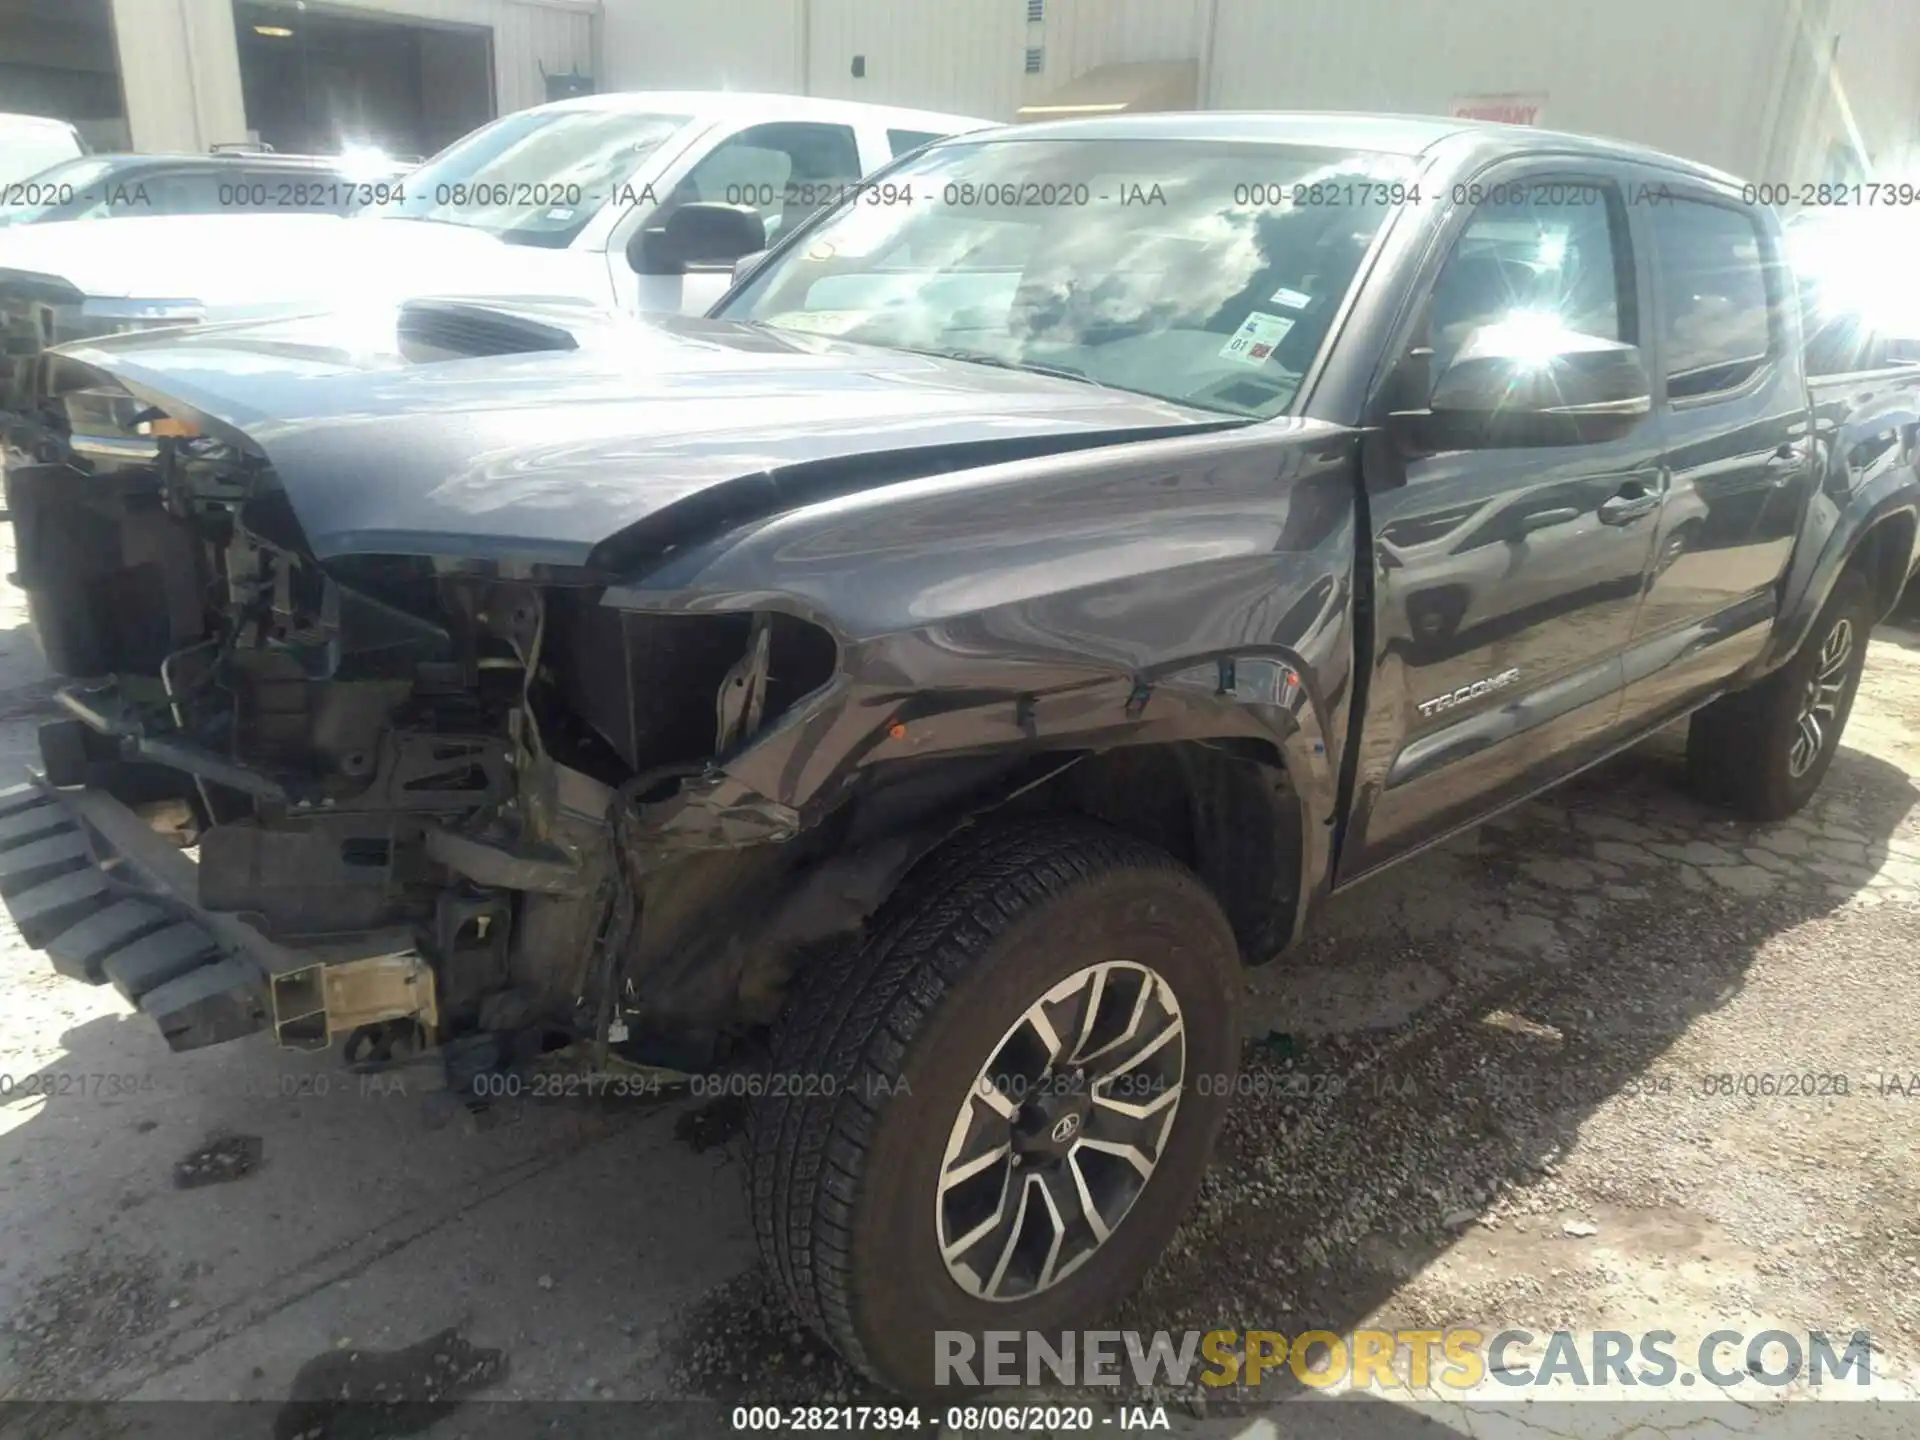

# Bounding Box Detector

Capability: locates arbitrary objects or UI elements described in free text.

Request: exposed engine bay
[4,387,861,1085]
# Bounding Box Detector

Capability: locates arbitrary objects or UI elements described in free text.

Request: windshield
[718,136,1420,417]
[372,108,693,248]
[0,156,122,225]
[0,123,83,189]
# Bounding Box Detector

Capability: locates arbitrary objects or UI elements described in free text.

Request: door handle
[1518,506,1581,534]
[1766,441,1810,485]
[1597,486,1660,524]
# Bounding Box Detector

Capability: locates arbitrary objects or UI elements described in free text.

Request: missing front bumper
[0,777,267,1051]
[0,774,440,1055]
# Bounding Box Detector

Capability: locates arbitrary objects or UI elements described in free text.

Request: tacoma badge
[1416,667,1521,718]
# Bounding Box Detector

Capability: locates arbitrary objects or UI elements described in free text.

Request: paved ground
[0,514,1916,1438]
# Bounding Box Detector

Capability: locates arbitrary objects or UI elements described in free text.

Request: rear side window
[1646,198,1775,399]
[887,128,946,158]
[131,169,229,216]
[234,167,356,213]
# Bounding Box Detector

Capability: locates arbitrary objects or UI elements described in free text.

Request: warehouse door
[233,1,494,162]
[0,0,128,153]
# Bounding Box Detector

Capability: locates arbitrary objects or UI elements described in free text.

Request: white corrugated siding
[1027,0,1200,107]
[602,0,1203,116]
[118,0,1920,184]
[804,0,1026,118]
[599,0,1024,116]
[112,0,250,150]
[600,0,802,92]
[1805,0,1920,178]
[1203,0,1799,179]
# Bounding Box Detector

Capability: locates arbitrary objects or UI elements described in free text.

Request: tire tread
[1687,570,1874,820]
[745,815,1204,1381]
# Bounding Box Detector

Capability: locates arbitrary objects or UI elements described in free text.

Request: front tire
[747,816,1241,1394]
[1686,569,1874,820]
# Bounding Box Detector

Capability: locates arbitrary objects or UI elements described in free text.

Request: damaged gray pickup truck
[3,113,1918,1391]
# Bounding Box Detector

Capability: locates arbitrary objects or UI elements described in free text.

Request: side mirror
[1885,335,1920,366]
[628,203,768,277]
[1394,322,1652,450]
[730,249,769,288]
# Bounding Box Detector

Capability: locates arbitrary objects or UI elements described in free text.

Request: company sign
[1450,93,1546,126]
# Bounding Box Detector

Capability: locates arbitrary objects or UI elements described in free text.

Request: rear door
[1337,161,1666,881]
[1616,185,1811,726]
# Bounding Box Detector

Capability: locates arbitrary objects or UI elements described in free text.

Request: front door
[1337,167,1665,881]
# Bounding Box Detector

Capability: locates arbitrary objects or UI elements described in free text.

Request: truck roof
[45,150,395,171]
[994,110,1748,189]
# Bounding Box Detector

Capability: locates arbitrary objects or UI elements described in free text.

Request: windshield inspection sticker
[1269,286,1313,309]
[1220,310,1296,365]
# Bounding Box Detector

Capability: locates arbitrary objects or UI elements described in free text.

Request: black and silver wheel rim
[935,960,1185,1302]
[1789,617,1854,779]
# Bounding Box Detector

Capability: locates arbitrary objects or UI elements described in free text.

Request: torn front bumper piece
[0,777,265,1050]
[0,776,434,1053]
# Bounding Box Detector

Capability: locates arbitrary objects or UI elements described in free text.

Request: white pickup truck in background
[0,90,989,330]
[0,91,989,464]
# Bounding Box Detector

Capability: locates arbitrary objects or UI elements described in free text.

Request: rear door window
[887,128,947,158]
[135,168,228,216]
[1646,198,1777,399]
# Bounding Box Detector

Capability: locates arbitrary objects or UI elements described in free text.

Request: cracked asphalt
[0,513,1915,1438]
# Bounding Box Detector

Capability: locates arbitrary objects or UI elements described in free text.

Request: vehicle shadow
[1874,617,1920,654]
[635,671,1919,1435]
[1110,710,1918,1421]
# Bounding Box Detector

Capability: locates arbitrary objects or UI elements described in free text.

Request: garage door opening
[233,1,494,162]
[0,0,128,151]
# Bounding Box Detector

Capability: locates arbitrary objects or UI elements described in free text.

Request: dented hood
[51,302,1231,573]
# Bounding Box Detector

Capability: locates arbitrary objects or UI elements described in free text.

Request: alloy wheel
[935,960,1186,1302]
[1789,617,1854,779]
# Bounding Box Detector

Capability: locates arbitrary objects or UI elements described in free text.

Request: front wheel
[747,816,1241,1394]
[1687,569,1874,820]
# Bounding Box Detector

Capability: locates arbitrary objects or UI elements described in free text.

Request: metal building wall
[112,0,250,151]
[600,0,803,92]
[501,0,1920,181]
[1201,0,1799,179]
[595,0,1200,120]
[802,0,1027,117]
[1798,0,1920,180]
[599,0,1065,119]
[1036,0,1200,78]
